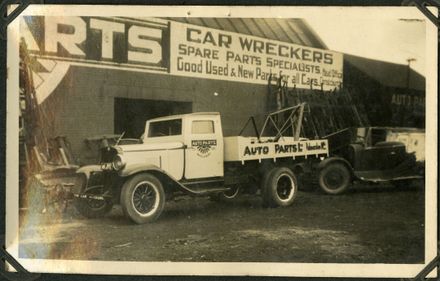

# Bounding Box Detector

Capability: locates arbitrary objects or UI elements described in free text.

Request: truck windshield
[148,119,182,137]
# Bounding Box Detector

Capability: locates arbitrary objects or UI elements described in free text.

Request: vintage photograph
[5,5,438,277]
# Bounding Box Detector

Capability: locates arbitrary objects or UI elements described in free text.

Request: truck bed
[224,136,329,162]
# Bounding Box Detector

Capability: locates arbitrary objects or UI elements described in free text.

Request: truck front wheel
[262,167,298,208]
[120,173,165,224]
[318,162,351,195]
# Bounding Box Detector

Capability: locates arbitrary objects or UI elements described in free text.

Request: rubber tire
[261,167,298,208]
[120,173,165,224]
[75,184,113,219]
[318,162,351,195]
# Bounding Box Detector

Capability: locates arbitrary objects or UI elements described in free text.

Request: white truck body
[114,112,329,182]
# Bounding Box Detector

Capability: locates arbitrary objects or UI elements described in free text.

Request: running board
[160,172,228,196]
[177,177,228,196]
[184,186,231,196]
[180,178,224,186]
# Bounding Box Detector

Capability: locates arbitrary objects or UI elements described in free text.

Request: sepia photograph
[5,5,438,277]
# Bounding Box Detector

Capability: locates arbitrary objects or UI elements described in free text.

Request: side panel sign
[169,21,343,90]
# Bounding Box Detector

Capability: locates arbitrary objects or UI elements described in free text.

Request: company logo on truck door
[192,140,217,157]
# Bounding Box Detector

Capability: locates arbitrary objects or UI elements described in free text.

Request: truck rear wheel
[262,167,298,208]
[120,173,165,224]
[318,162,351,195]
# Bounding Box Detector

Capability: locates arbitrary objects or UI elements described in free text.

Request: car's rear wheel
[75,184,113,218]
[319,162,351,195]
[120,173,165,224]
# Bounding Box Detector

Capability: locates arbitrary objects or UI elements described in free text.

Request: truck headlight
[112,155,126,170]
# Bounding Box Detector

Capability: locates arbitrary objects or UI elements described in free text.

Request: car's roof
[148,112,220,122]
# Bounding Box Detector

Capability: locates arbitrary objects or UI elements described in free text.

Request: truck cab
[142,113,224,180]
[75,112,230,224]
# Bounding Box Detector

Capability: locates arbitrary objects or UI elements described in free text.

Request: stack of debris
[267,75,370,139]
[19,39,79,213]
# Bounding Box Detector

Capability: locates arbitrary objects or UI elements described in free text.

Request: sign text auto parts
[241,140,328,161]
[21,17,343,90]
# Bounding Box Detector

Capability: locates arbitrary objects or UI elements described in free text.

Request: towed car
[315,127,424,194]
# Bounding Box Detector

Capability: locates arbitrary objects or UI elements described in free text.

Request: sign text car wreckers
[21,17,343,94]
[169,21,343,90]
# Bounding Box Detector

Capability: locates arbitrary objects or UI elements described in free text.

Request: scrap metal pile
[267,75,370,139]
[19,40,80,213]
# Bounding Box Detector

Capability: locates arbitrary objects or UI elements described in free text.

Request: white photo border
[5,5,438,278]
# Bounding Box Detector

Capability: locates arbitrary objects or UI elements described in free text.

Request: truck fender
[118,164,197,195]
[118,163,166,178]
[317,156,353,174]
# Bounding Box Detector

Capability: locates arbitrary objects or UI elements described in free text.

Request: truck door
[184,116,224,179]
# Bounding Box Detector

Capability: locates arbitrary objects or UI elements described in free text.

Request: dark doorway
[114,98,192,138]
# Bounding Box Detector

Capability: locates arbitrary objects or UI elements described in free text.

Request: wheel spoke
[132,181,158,215]
[145,188,154,197]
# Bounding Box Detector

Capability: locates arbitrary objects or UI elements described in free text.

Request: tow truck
[73,104,330,224]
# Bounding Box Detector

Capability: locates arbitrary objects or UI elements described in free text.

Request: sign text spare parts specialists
[21,17,343,96]
[170,21,343,90]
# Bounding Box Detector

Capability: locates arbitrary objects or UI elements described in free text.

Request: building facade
[20,16,424,165]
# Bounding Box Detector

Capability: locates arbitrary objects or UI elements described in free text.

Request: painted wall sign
[169,21,343,90]
[21,16,166,67]
[20,16,168,104]
[391,94,425,107]
[21,17,344,104]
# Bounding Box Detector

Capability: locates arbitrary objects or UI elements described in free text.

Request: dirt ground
[19,182,425,264]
